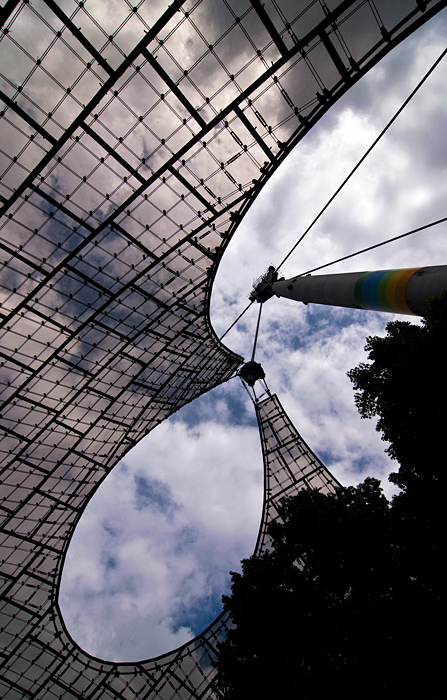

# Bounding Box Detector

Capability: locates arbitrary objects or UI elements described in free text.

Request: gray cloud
[134,474,177,514]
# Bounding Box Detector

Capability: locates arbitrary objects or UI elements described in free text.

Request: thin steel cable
[219,300,254,340]
[219,47,447,345]
[251,302,263,361]
[276,46,447,272]
[296,215,447,276]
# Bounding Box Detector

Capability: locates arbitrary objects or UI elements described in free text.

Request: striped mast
[250,266,447,317]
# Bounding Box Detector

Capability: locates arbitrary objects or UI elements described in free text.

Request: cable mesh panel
[254,392,341,555]
[1,0,445,697]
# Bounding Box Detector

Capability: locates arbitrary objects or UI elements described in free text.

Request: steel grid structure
[1,1,445,698]
[253,392,341,556]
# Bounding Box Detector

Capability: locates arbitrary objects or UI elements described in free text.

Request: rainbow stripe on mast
[354,268,420,315]
[270,266,447,317]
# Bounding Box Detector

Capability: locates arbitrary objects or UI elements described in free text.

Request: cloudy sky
[60,9,447,662]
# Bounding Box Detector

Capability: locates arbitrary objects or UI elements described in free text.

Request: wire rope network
[2,2,446,698]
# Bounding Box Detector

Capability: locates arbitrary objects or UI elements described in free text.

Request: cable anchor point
[239,360,266,387]
[249,265,280,303]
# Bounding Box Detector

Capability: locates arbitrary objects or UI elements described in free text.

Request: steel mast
[250,266,447,316]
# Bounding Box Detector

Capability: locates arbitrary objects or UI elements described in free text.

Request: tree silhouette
[215,295,447,699]
[347,290,447,494]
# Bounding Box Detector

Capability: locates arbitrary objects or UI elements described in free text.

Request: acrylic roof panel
[1,1,445,698]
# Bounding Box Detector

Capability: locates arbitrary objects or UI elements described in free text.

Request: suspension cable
[218,46,447,343]
[251,303,263,361]
[219,300,254,340]
[276,46,447,272]
[296,215,447,276]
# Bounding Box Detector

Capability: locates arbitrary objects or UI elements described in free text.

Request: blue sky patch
[134,475,177,514]
[170,589,225,638]
[170,381,257,428]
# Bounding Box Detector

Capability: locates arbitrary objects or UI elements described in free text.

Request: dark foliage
[347,290,447,492]
[215,296,447,699]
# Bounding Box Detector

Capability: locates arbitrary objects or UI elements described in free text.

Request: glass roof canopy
[1,1,444,697]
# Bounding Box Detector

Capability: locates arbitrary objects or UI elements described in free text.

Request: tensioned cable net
[1,1,446,698]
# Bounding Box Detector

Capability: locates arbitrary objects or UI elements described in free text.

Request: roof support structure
[1,1,446,697]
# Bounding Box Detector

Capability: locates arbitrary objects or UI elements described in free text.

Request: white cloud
[60,415,263,661]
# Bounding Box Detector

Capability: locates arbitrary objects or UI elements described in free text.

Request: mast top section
[249,266,279,303]
[251,265,447,317]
